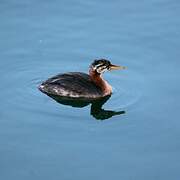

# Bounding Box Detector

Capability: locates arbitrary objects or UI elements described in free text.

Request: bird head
[90,59,126,74]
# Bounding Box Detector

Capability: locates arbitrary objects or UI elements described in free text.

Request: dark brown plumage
[38,59,125,99]
[39,72,103,99]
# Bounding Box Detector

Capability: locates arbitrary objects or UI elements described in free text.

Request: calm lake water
[0,0,180,180]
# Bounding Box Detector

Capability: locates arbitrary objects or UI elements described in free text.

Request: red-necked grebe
[38,59,125,99]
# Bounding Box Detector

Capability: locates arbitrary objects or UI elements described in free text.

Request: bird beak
[109,64,126,70]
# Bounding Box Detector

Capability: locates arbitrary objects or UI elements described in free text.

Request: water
[0,0,180,179]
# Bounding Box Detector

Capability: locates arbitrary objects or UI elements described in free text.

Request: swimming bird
[38,59,125,99]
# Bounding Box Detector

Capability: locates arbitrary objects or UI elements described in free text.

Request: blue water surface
[0,0,180,180]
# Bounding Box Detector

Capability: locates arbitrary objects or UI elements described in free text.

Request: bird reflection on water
[47,94,125,120]
[39,59,126,120]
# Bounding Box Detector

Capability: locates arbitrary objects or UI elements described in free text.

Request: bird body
[39,59,125,99]
[39,72,104,99]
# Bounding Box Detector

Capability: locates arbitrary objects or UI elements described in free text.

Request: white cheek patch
[93,63,103,70]
[97,66,107,73]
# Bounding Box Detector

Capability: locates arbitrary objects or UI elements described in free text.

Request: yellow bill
[109,64,126,70]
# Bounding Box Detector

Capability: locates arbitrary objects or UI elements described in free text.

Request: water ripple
[1,60,143,119]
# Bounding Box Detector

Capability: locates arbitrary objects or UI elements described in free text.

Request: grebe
[38,59,125,99]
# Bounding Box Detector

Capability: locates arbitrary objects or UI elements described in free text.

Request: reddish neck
[89,69,112,96]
